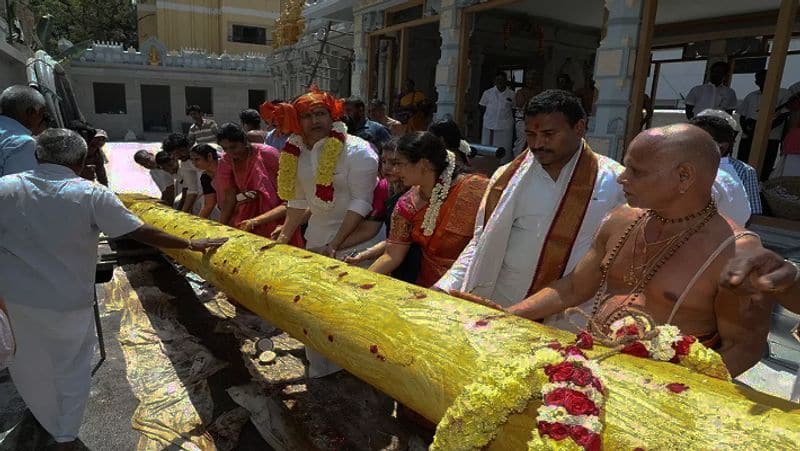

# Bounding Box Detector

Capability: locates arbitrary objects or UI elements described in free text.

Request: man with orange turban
[272,86,383,378]
[259,100,291,150]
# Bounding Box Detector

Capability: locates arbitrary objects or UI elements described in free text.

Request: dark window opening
[93,83,126,114]
[386,5,424,26]
[231,25,267,45]
[248,90,267,110]
[185,87,213,115]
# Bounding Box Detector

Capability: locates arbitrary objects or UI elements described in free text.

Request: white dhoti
[303,227,386,378]
[6,302,95,442]
[482,127,514,164]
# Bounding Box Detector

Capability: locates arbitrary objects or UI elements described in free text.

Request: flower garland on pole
[605,314,730,381]
[431,313,731,450]
[530,342,605,451]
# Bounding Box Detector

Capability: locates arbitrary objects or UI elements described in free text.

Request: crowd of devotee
[2,71,800,448]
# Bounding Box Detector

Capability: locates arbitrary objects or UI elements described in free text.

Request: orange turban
[292,85,344,121]
[261,101,301,135]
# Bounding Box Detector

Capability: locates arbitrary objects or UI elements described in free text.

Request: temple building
[136,0,281,54]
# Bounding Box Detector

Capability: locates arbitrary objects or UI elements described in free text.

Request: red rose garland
[534,342,605,451]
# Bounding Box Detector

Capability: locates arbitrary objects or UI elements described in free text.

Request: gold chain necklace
[623,223,685,287]
[592,202,718,325]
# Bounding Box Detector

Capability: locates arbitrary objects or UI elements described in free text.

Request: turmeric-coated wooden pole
[120,195,800,450]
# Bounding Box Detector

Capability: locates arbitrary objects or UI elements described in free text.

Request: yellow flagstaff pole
[120,194,800,450]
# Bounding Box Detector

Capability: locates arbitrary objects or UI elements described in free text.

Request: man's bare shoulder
[603,204,643,230]
[592,204,643,245]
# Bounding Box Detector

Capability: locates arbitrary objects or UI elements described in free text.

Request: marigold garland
[430,348,562,451]
[277,149,300,200]
[276,121,346,209]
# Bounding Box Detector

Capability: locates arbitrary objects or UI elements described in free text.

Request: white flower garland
[421,150,456,236]
[536,406,604,433]
[609,316,684,362]
[458,139,471,159]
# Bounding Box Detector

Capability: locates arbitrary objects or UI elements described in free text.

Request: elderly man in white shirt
[479,71,516,163]
[685,61,737,119]
[0,85,47,176]
[437,90,625,332]
[0,129,225,448]
[274,87,382,378]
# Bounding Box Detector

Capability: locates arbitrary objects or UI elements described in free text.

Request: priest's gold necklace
[592,200,717,327]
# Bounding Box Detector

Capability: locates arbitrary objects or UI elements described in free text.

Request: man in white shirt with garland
[0,128,225,449]
[436,90,625,331]
[479,71,516,163]
[274,86,382,378]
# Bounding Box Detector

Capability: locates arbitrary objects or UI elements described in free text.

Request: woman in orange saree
[368,132,488,288]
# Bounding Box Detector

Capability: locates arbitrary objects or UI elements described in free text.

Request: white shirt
[479,86,515,131]
[287,133,379,249]
[738,88,790,140]
[436,145,625,310]
[0,115,37,176]
[493,151,625,306]
[712,167,751,226]
[719,157,743,185]
[0,164,143,311]
[177,159,202,195]
[686,83,737,113]
[150,168,174,192]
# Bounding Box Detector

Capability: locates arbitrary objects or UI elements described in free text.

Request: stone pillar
[351,11,369,98]
[586,0,645,161]
[433,0,461,121]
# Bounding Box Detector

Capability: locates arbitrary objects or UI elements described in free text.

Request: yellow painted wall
[137,0,281,53]
[156,7,222,52]
[222,0,281,10]
[137,13,158,45]
[137,0,159,47]
[221,13,275,54]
